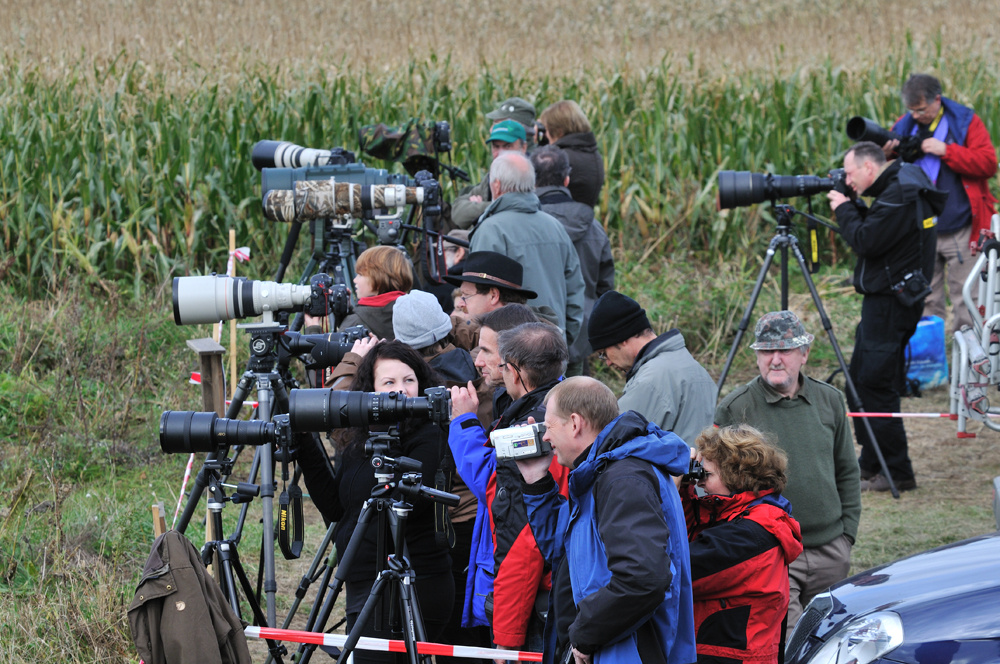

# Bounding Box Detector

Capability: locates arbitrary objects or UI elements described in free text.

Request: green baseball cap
[485,97,536,126]
[486,120,527,145]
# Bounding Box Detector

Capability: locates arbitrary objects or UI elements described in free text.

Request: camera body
[828,168,849,196]
[686,459,706,481]
[491,423,550,460]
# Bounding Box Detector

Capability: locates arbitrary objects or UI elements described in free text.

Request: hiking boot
[860,473,917,492]
[859,467,878,481]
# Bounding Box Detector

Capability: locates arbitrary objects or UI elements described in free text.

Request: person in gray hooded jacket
[532,145,614,369]
[588,290,716,445]
[469,151,586,347]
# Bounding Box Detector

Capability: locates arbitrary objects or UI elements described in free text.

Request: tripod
[201,454,288,663]
[716,203,900,498]
[297,435,460,664]
[175,322,298,624]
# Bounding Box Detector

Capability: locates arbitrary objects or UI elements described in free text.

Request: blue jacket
[524,412,698,664]
[448,411,497,628]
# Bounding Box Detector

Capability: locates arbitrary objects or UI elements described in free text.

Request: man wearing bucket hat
[588,290,715,445]
[452,117,532,229]
[715,310,861,639]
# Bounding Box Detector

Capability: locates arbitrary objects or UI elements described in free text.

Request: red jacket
[893,100,998,249]
[682,486,803,664]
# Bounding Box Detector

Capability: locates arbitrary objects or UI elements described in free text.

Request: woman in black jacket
[539,100,605,208]
[297,340,453,662]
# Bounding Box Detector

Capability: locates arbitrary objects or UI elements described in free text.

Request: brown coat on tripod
[128,530,252,664]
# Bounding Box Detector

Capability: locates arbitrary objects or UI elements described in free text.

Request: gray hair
[490,151,535,194]
[497,322,567,389]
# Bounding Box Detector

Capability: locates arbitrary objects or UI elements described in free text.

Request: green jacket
[715,374,861,548]
[469,192,586,345]
[128,531,252,664]
[451,176,492,229]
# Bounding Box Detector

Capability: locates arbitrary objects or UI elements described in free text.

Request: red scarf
[356,290,405,307]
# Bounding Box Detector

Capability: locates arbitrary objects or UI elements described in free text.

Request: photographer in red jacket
[887,73,998,332]
[679,425,803,663]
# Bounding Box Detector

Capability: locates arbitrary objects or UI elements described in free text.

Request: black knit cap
[588,291,651,350]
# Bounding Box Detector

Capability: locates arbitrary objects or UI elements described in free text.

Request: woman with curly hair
[680,425,803,664]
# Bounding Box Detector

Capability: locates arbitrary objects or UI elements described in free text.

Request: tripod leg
[788,240,899,498]
[337,573,394,664]
[224,543,287,664]
[718,236,782,394]
[396,571,428,664]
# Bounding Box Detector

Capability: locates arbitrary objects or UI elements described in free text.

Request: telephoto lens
[172,275,312,325]
[159,411,276,454]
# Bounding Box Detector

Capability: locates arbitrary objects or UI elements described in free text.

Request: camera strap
[278,484,304,560]
[434,443,456,549]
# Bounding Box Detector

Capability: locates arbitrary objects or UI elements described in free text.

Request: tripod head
[365,429,460,508]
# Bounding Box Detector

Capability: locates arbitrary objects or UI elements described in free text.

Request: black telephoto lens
[159,411,275,454]
[718,171,767,209]
[288,389,428,431]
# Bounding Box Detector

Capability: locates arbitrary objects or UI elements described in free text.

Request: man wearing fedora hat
[453,118,532,229]
[446,250,561,353]
[588,290,715,446]
[715,310,861,638]
[469,151,585,349]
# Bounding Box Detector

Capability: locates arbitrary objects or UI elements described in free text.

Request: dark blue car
[786,530,1000,664]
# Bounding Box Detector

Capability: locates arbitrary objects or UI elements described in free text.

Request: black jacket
[835,160,944,295]
[553,132,606,208]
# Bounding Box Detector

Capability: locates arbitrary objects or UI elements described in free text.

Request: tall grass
[3,47,999,295]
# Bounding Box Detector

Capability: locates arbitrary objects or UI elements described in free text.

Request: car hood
[803,532,1000,662]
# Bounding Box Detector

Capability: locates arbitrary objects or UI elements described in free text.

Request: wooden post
[185,338,228,416]
[151,502,168,538]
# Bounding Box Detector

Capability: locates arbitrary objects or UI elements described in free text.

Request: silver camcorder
[491,423,550,460]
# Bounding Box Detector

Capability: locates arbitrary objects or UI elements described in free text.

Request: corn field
[2,2,1000,295]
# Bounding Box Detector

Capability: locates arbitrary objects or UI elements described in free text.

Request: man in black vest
[828,141,946,492]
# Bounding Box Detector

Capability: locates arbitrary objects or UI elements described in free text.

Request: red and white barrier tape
[244,626,543,662]
[848,411,1000,419]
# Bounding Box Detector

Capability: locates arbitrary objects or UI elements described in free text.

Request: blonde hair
[540,100,592,140]
[695,424,788,495]
[355,245,413,294]
[545,376,618,431]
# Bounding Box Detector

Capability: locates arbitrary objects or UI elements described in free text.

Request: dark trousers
[850,293,921,481]
[345,569,455,663]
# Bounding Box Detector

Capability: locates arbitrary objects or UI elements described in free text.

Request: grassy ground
[3,0,1000,659]
[2,253,998,660]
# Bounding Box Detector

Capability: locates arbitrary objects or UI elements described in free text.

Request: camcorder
[491,423,550,460]
[171,272,349,326]
[717,169,848,209]
[846,116,923,163]
[159,387,451,455]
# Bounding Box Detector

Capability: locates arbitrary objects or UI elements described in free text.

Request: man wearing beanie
[588,290,716,445]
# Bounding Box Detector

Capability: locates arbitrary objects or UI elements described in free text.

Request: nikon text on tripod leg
[786,236,899,498]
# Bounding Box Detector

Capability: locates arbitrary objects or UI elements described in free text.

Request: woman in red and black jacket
[680,425,803,664]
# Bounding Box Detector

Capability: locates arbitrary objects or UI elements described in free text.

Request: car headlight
[808,611,903,664]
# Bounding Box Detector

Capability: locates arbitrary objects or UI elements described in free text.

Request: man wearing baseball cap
[588,290,715,445]
[715,310,861,639]
[452,109,534,229]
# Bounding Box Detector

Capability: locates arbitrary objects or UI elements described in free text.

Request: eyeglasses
[597,350,608,361]
[498,361,521,376]
[459,291,480,303]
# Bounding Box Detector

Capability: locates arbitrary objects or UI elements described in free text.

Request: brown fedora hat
[445,251,538,299]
